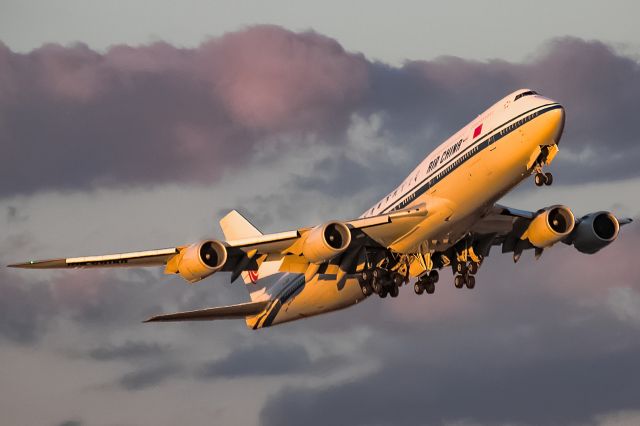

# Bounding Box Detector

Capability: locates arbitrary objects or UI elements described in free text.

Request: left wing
[8,205,428,282]
[8,248,180,269]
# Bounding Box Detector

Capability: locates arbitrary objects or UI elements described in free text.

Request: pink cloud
[0,26,369,196]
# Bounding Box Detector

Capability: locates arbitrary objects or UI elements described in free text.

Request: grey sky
[2,1,640,63]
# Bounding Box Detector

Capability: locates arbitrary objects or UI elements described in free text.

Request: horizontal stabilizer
[144,300,270,323]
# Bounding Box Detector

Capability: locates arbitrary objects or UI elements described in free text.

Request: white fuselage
[247,90,565,329]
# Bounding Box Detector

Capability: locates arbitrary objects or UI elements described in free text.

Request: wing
[8,247,180,269]
[8,205,428,280]
[470,203,633,261]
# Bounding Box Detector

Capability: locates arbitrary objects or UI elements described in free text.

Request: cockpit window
[514,90,538,101]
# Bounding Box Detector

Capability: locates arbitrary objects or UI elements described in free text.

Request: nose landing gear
[534,171,553,186]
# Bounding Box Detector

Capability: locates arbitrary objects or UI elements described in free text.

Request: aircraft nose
[549,105,565,145]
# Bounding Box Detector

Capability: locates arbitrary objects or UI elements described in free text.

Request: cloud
[198,342,311,379]
[2,31,640,200]
[0,269,56,344]
[595,410,640,426]
[117,362,182,391]
[0,26,369,198]
[607,287,640,326]
[260,294,640,426]
[87,340,170,361]
[1,27,640,426]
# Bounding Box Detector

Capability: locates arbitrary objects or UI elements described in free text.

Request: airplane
[9,89,633,329]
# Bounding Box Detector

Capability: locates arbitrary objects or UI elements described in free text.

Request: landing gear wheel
[389,284,399,298]
[379,288,388,298]
[468,262,479,275]
[372,280,383,295]
[544,172,553,186]
[534,173,545,187]
[361,270,371,282]
[456,262,465,274]
[425,281,435,294]
[465,275,476,289]
[372,269,383,280]
[393,274,404,287]
[361,284,373,296]
[414,282,424,295]
[428,270,439,283]
[454,275,465,289]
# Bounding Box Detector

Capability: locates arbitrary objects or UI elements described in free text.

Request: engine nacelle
[302,221,351,264]
[570,212,620,254]
[525,205,575,248]
[178,240,228,283]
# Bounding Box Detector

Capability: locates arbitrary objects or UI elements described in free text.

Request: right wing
[470,203,633,261]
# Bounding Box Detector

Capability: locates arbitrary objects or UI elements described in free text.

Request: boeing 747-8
[10,89,632,329]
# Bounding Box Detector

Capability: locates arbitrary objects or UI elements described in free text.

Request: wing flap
[144,300,270,322]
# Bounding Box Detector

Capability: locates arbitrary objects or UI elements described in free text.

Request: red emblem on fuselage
[247,270,259,284]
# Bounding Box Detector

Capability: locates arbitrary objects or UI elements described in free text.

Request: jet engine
[302,221,351,264]
[569,212,620,254]
[177,240,228,283]
[525,205,575,248]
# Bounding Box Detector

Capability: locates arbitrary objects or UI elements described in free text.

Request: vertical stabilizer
[219,210,262,240]
[219,210,282,301]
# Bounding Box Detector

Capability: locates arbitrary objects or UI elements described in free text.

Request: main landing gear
[414,270,438,295]
[360,268,405,299]
[453,261,479,290]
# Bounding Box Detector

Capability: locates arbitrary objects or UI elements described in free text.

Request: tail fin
[219,210,283,301]
[219,209,262,241]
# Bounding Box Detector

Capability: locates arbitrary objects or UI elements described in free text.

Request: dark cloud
[56,421,82,426]
[286,37,640,198]
[88,340,170,361]
[0,269,56,344]
[260,245,640,426]
[117,362,182,391]
[262,340,640,426]
[293,154,375,198]
[198,342,312,379]
[0,26,368,197]
[2,31,639,200]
